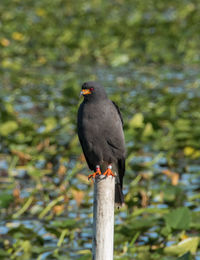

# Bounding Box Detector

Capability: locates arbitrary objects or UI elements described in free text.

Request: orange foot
[88,166,101,180]
[103,168,115,177]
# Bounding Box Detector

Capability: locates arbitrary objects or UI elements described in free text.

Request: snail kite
[77,81,126,205]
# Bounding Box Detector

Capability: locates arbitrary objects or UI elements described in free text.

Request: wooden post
[92,175,115,260]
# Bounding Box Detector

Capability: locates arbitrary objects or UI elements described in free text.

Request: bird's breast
[80,105,106,140]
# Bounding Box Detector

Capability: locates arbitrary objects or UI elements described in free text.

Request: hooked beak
[80,89,92,96]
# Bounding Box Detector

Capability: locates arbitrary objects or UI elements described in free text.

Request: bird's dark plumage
[77,81,126,205]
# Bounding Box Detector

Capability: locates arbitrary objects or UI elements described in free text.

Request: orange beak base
[81,89,92,95]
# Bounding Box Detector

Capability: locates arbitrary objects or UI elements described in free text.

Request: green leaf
[164,237,199,256]
[142,122,153,137]
[175,119,190,131]
[0,121,18,136]
[0,248,9,257]
[52,219,77,229]
[44,117,57,132]
[129,113,144,128]
[178,252,192,260]
[161,225,171,237]
[164,207,191,230]
[0,192,13,208]
[111,54,129,66]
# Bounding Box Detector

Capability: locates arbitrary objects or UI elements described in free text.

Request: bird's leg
[88,165,102,180]
[103,164,115,177]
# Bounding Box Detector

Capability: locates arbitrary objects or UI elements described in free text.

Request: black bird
[77,81,126,205]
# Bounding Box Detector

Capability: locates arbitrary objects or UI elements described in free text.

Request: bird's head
[80,81,107,101]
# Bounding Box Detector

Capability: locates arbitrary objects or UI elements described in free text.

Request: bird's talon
[88,174,94,180]
[103,168,115,177]
[88,169,101,181]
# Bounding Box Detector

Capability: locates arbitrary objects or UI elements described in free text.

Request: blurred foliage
[1,0,200,67]
[0,0,200,259]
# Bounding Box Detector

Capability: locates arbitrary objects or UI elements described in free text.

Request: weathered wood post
[92,174,115,260]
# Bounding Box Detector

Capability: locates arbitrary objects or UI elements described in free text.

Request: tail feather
[118,158,125,188]
[115,183,124,207]
[115,158,125,207]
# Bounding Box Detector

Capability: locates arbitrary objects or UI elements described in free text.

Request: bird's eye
[90,87,94,91]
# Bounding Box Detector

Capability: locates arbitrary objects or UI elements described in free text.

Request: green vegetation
[0,0,200,259]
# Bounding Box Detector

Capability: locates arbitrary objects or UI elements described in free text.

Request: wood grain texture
[92,175,115,260]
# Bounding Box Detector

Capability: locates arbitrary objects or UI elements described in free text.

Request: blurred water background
[0,1,200,259]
